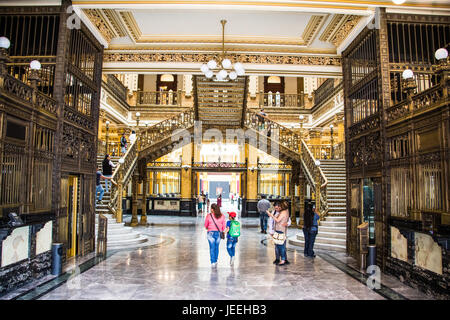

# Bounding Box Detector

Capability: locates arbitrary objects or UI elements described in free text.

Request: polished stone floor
[21,213,433,300]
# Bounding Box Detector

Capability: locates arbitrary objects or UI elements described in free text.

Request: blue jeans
[274,231,287,261]
[207,231,221,263]
[303,228,318,257]
[103,175,112,192]
[260,212,268,232]
[226,237,238,257]
[96,185,104,202]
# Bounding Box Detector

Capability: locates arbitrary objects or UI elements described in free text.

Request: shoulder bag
[210,214,225,239]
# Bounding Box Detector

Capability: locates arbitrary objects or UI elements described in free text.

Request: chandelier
[200,20,245,81]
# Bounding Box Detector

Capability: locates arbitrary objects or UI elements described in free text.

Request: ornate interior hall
[0,0,449,302]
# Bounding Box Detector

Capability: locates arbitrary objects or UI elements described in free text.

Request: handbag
[210,214,225,239]
[272,231,286,245]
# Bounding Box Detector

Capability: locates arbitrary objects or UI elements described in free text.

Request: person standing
[267,201,289,265]
[102,154,116,193]
[225,211,240,265]
[257,195,271,234]
[129,130,136,145]
[197,193,204,215]
[217,194,222,208]
[120,132,127,155]
[204,203,226,268]
[303,205,320,258]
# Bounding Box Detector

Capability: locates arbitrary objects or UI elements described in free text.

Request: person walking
[102,154,116,193]
[197,193,204,215]
[120,132,127,155]
[267,200,289,265]
[257,195,271,234]
[257,108,267,131]
[217,193,222,208]
[129,130,136,145]
[303,205,320,258]
[204,203,226,268]
[95,168,112,206]
[225,211,240,265]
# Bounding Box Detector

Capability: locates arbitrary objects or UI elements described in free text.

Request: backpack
[229,220,241,238]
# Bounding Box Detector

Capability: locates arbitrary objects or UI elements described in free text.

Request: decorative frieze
[104,52,341,66]
[331,15,362,47]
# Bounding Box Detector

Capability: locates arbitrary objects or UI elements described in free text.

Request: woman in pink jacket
[204,203,226,268]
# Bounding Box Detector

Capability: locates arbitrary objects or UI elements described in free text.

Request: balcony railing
[308,143,345,160]
[136,90,182,107]
[259,92,304,108]
[104,74,128,102]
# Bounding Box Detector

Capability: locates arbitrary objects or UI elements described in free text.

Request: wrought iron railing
[300,139,328,217]
[1,73,58,117]
[313,78,335,107]
[244,108,328,216]
[147,161,182,168]
[192,162,247,169]
[244,109,301,153]
[386,84,447,124]
[108,140,138,217]
[259,92,304,108]
[104,74,128,102]
[136,90,183,106]
[140,108,195,152]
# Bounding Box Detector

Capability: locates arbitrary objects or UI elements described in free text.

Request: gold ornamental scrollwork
[103,53,341,66]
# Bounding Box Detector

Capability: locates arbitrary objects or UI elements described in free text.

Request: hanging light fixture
[200,20,245,81]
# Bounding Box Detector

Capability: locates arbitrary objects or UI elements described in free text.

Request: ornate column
[290,173,297,226]
[130,173,139,227]
[298,174,306,229]
[116,163,124,223]
[139,173,148,225]
[180,143,193,215]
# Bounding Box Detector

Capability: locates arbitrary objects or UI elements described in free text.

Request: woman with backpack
[204,203,226,268]
[225,211,240,266]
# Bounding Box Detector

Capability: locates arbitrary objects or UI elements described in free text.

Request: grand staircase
[288,159,347,252]
[135,78,347,253]
[95,152,150,249]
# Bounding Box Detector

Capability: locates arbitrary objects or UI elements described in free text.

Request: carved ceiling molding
[103,9,128,37]
[119,10,142,42]
[330,15,362,47]
[319,14,347,42]
[103,52,342,66]
[302,14,328,46]
[83,8,117,43]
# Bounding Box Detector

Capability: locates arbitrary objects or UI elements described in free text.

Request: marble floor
[4,214,436,300]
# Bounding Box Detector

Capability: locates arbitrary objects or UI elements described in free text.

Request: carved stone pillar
[130,174,139,227]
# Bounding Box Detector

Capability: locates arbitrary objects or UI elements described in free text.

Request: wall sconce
[135,112,141,127]
[250,166,257,172]
[182,164,191,171]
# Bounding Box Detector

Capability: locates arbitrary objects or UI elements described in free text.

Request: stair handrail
[244,109,301,154]
[108,139,138,216]
[139,108,195,153]
[300,139,328,218]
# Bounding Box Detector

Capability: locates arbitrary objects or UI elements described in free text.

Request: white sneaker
[230,257,235,265]
[211,262,217,268]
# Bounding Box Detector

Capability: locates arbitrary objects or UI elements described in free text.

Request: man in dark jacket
[120,132,127,155]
